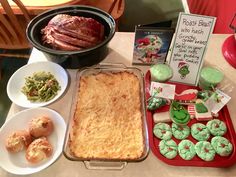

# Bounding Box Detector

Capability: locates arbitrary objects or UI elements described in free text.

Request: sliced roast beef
[52,26,101,43]
[44,27,96,48]
[41,14,105,51]
[51,39,82,51]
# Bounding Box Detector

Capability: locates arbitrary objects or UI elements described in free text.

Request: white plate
[7,61,68,108]
[0,107,66,175]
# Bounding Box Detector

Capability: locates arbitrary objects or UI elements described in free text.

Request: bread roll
[29,116,54,138]
[5,130,32,153]
[25,137,53,163]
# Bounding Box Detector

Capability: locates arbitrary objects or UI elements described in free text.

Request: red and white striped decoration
[188,105,196,119]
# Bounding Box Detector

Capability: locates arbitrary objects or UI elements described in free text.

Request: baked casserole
[69,71,145,160]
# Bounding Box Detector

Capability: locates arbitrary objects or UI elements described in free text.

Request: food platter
[145,70,236,167]
[7,61,68,108]
[0,107,66,175]
[63,64,149,169]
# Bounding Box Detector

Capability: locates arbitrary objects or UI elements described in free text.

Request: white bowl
[7,61,68,108]
[0,107,66,175]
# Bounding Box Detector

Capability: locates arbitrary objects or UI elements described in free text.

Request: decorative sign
[132,26,174,65]
[168,13,216,85]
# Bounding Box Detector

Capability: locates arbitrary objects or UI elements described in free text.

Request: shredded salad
[21,71,61,102]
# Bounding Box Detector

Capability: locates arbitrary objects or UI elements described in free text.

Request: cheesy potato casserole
[69,71,144,160]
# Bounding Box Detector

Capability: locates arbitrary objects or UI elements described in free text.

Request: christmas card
[132,26,174,65]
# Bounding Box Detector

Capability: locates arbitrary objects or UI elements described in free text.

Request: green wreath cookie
[191,123,210,141]
[159,139,178,159]
[178,140,196,160]
[195,141,215,161]
[211,136,233,156]
[153,123,172,140]
[172,123,190,140]
[206,119,227,136]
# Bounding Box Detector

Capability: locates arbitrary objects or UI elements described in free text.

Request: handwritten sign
[168,13,216,85]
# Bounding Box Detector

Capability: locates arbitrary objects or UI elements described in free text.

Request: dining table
[2,32,236,177]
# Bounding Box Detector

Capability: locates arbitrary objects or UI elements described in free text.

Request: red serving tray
[145,71,236,167]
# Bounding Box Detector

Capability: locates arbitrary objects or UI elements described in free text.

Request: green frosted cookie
[172,123,190,140]
[211,136,233,156]
[195,141,216,161]
[178,140,196,160]
[159,139,178,159]
[195,102,208,113]
[199,67,224,90]
[206,119,227,136]
[191,123,210,141]
[170,101,190,125]
[150,64,173,82]
[153,123,172,140]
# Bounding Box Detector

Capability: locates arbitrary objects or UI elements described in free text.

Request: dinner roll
[5,130,32,153]
[29,116,54,138]
[25,137,53,163]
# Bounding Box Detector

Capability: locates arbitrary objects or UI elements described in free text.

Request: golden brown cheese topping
[69,72,144,160]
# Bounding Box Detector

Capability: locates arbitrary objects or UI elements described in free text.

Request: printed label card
[168,13,216,85]
[132,26,174,65]
[205,89,231,114]
[150,82,176,100]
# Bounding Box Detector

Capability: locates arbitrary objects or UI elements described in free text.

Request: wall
[119,0,185,31]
